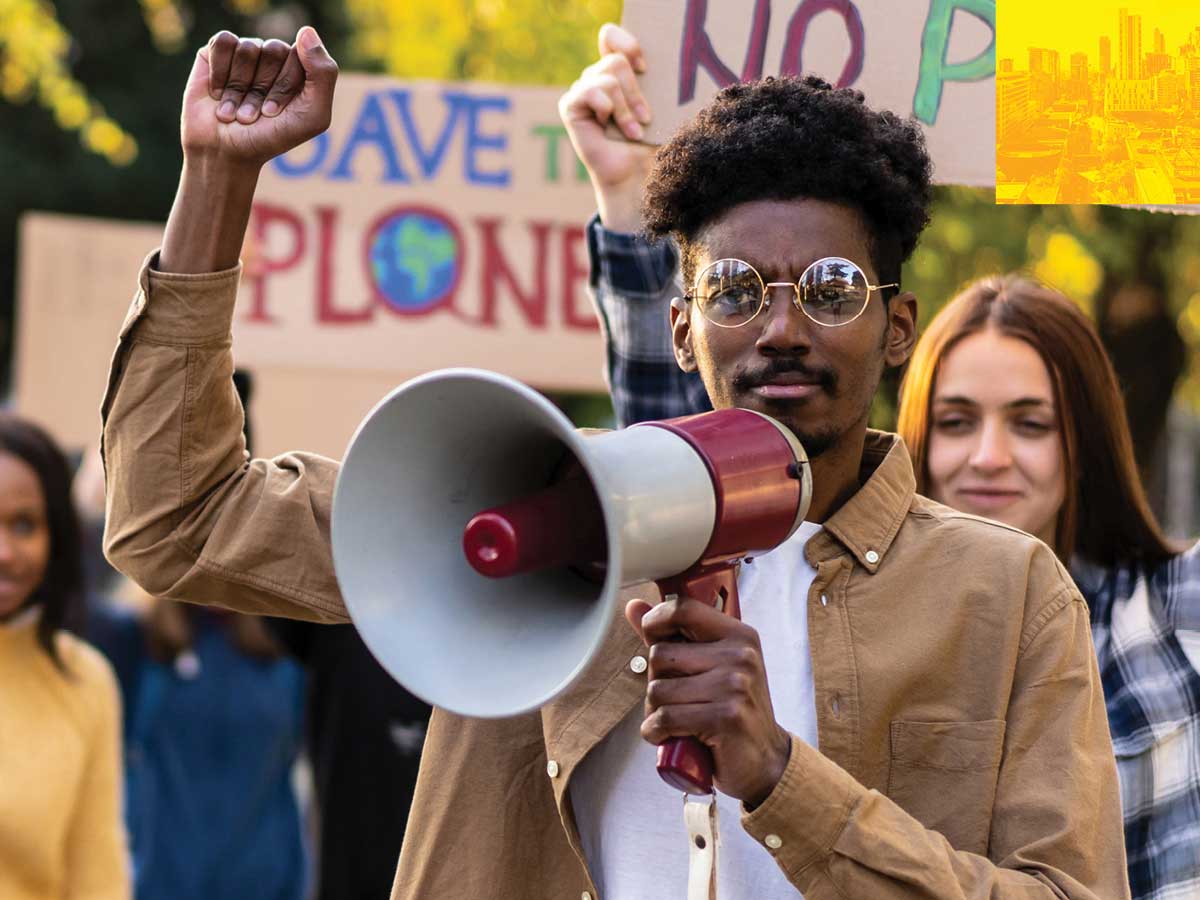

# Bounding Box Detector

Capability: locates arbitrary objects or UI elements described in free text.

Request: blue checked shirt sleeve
[1078,542,1200,900]
[586,214,711,427]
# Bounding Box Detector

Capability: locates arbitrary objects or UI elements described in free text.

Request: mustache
[732,359,838,394]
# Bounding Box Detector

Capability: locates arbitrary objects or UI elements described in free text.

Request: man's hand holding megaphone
[628,595,793,809]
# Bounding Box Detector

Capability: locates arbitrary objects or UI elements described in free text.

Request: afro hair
[641,75,933,288]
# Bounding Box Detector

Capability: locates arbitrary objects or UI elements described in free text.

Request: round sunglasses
[684,257,898,328]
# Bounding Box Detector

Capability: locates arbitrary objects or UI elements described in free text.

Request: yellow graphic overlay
[997,1,1200,204]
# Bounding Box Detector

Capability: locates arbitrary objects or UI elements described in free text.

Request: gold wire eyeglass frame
[683,256,899,328]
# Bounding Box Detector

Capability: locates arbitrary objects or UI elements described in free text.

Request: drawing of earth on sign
[367,210,461,314]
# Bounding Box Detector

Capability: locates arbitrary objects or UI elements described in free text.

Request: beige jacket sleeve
[101,255,349,622]
[741,588,1130,899]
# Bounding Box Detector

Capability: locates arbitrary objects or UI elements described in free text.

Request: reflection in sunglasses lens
[700,260,761,326]
[801,260,868,325]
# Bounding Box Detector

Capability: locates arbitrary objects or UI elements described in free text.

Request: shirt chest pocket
[887,719,1006,855]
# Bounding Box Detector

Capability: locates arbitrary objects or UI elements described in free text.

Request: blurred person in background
[267,615,432,900]
[567,27,1198,900]
[113,587,308,900]
[78,372,309,900]
[0,413,130,900]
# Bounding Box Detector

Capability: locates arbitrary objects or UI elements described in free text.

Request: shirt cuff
[120,249,243,344]
[586,212,680,298]
[740,735,864,878]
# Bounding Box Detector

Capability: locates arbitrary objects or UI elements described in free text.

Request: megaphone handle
[654,565,741,795]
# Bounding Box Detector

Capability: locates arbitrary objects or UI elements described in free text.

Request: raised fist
[558,24,655,232]
[181,26,338,168]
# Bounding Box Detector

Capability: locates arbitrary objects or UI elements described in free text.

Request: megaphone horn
[332,368,811,794]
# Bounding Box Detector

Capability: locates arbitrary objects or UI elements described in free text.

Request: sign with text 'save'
[243,72,605,391]
[623,0,997,187]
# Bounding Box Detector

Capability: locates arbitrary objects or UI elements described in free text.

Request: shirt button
[630,655,647,674]
[581,893,592,900]
[764,834,783,849]
[820,594,828,606]
[831,696,841,716]
[865,550,880,564]
[547,760,560,778]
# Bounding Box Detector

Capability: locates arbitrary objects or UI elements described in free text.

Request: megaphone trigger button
[546,760,560,778]
[630,655,648,675]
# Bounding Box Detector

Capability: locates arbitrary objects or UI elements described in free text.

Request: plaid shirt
[586,214,710,427]
[1074,548,1200,900]
[587,213,1200,900]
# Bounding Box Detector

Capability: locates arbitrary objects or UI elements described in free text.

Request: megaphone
[332,368,811,794]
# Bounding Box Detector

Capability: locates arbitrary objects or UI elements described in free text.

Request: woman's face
[925,329,1066,545]
[0,452,51,621]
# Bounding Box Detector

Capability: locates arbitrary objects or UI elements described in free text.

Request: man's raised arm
[102,27,347,622]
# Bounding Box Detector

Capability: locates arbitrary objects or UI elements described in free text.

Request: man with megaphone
[101,23,1128,900]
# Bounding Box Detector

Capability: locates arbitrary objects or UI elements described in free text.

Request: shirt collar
[805,430,916,574]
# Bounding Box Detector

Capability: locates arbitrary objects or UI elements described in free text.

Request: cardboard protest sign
[16,212,444,459]
[623,0,998,187]
[242,73,605,388]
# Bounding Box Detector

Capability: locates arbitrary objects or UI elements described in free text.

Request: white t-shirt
[571,522,823,899]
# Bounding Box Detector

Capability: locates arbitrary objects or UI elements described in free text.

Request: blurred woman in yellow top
[0,413,130,899]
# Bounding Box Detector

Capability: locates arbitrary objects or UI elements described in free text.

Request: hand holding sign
[182,27,338,169]
[558,25,657,233]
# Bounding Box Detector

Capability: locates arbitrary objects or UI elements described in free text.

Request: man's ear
[885,291,918,367]
[669,296,698,372]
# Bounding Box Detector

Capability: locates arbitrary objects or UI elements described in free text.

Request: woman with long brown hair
[897,275,1198,900]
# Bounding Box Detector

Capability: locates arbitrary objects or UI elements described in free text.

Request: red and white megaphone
[332,368,811,794]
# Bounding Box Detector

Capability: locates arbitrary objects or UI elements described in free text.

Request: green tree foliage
[345,0,620,84]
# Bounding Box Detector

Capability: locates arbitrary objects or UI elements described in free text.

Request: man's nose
[968,419,1013,473]
[755,284,811,353]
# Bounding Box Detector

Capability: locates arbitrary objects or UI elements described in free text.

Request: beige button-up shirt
[102,258,1130,899]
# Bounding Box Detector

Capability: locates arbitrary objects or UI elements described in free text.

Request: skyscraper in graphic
[1029,47,1061,81]
[1154,28,1165,54]
[1100,35,1111,75]
[1119,8,1143,79]
[1071,52,1087,80]
[1070,52,1088,101]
